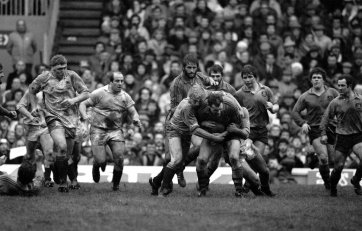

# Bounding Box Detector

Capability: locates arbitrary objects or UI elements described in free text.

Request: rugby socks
[207,164,218,178]
[67,163,76,182]
[330,169,342,190]
[55,156,68,185]
[153,162,168,187]
[161,166,176,190]
[112,169,123,186]
[44,167,52,181]
[232,167,244,192]
[353,164,362,182]
[319,164,331,187]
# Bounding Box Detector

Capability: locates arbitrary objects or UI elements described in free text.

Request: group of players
[0,53,362,198]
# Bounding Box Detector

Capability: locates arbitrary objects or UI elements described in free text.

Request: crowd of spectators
[2,0,362,184]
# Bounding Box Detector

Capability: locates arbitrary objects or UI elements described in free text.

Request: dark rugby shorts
[249,127,268,145]
[335,133,362,154]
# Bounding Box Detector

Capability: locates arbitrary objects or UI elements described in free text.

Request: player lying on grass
[0,160,39,196]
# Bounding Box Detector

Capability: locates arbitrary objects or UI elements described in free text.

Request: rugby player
[79,72,142,191]
[292,67,338,190]
[152,84,226,197]
[233,64,278,196]
[321,74,362,197]
[17,90,56,187]
[29,54,90,193]
[150,54,216,190]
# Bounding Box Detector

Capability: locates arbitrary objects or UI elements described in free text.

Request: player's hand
[226,123,239,133]
[29,116,40,124]
[30,109,39,117]
[214,131,227,143]
[9,111,17,119]
[301,123,310,134]
[320,135,328,145]
[61,98,76,108]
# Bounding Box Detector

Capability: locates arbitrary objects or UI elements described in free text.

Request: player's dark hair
[17,160,36,185]
[309,67,327,81]
[183,54,199,68]
[241,64,258,78]
[206,92,223,107]
[50,54,67,67]
[338,74,355,89]
[208,64,224,76]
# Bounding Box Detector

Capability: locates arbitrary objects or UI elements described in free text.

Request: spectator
[141,140,163,166]
[6,60,32,90]
[135,87,160,127]
[6,20,37,74]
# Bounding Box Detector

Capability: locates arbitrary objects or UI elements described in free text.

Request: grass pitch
[0,183,361,231]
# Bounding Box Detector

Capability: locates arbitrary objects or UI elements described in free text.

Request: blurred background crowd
[1,0,362,184]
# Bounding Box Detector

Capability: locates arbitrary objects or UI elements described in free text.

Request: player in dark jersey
[233,65,278,196]
[150,54,216,190]
[292,68,339,190]
[321,74,362,197]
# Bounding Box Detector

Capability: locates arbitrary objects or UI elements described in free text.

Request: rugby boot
[196,181,209,192]
[261,186,276,197]
[350,177,362,195]
[112,183,120,191]
[92,163,100,183]
[241,181,250,194]
[159,187,173,197]
[44,180,54,187]
[234,190,245,198]
[249,185,265,196]
[177,171,186,188]
[197,188,207,197]
[308,153,319,169]
[69,180,81,190]
[100,162,107,172]
[149,177,160,196]
[58,184,69,193]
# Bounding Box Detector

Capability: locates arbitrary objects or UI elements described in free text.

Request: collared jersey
[169,72,210,112]
[205,80,236,95]
[169,98,200,135]
[86,85,135,130]
[29,70,89,129]
[321,92,362,135]
[292,87,339,127]
[234,83,274,128]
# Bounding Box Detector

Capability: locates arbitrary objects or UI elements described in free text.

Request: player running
[233,64,278,196]
[79,72,142,191]
[29,54,90,193]
[321,74,362,197]
[292,67,338,190]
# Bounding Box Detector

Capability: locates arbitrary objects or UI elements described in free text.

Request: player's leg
[350,141,362,195]
[49,128,69,192]
[196,139,214,196]
[160,136,185,196]
[39,132,55,187]
[241,160,264,196]
[90,127,108,183]
[226,139,244,197]
[312,137,331,189]
[252,140,275,196]
[109,140,126,191]
[330,135,349,196]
